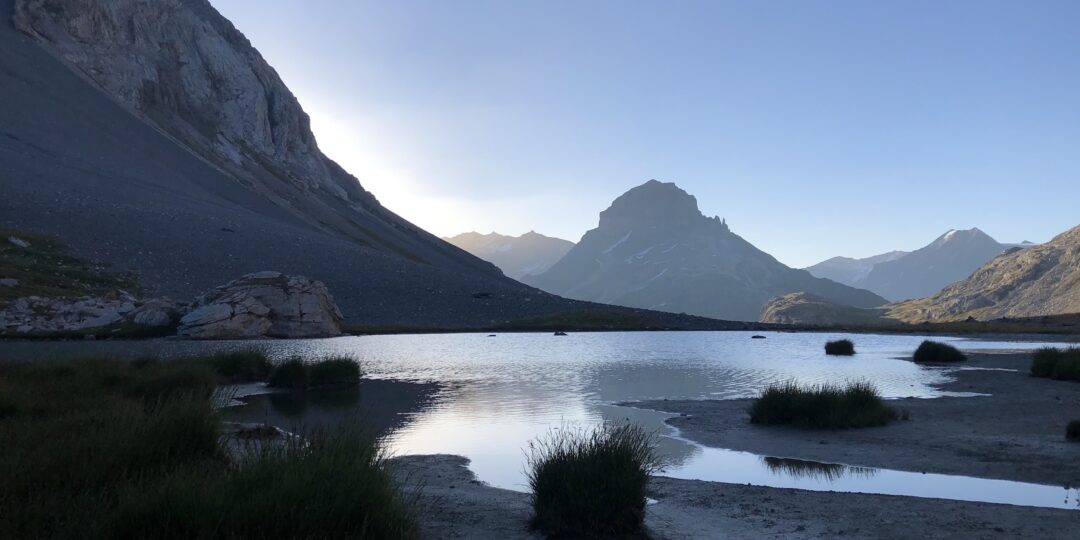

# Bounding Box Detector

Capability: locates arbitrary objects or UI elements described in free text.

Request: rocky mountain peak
[598,180,709,229]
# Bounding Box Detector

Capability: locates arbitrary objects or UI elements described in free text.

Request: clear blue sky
[210,0,1079,267]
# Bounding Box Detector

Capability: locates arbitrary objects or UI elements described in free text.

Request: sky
[209,0,1080,268]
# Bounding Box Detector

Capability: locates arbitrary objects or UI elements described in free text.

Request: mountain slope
[444,231,574,280]
[805,251,908,287]
[888,225,1080,321]
[524,180,887,321]
[857,228,1005,301]
[0,0,596,325]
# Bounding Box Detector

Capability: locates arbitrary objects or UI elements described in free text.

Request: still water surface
[3,331,1077,509]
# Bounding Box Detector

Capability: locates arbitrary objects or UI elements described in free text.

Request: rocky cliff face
[444,231,574,280]
[525,180,887,321]
[2,0,620,326]
[11,0,493,274]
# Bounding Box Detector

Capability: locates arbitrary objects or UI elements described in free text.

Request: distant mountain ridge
[763,224,1080,324]
[444,231,574,280]
[524,180,887,321]
[807,228,1008,302]
[805,251,908,287]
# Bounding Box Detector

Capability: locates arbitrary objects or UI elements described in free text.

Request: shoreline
[630,352,1080,487]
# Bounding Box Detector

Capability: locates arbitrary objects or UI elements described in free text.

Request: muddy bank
[633,352,1080,487]
[392,454,1078,539]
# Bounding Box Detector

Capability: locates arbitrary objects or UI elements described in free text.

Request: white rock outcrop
[177,272,344,339]
[0,291,182,334]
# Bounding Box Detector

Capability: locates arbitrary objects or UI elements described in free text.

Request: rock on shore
[177,272,343,339]
[0,290,182,334]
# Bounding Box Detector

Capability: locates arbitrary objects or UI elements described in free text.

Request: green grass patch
[268,356,363,390]
[526,423,660,537]
[1030,347,1080,381]
[0,227,139,306]
[748,381,897,429]
[825,339,855,356]
[0,356,414,538]
[196,349,273,383]
[912,340,967,363]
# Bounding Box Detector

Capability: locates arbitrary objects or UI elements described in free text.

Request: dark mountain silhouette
[524,180,886,321]
[444,232,574,280]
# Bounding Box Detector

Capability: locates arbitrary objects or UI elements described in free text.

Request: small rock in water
[751,335,766,339]
[7,236,30,248]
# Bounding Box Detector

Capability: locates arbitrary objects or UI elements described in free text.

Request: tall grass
[912,340,967,363]
[0,356,414,539]
[748,381,897,429]
[824,339,855,356]
[1031,347,1080,381]
[526,423,661,537]
[197,348,273,383]
[268,356,363,390]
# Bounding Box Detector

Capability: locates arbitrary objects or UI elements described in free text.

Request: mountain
[523,180,887,321]
[888,225,1080,321]
[762,224,1080,324]
[805,251,908,287]
[856,228,1006,301]
[444,232,574,280]
[0,0,603,326]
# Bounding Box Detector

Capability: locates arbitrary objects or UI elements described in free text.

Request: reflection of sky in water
[4,331,1077,508]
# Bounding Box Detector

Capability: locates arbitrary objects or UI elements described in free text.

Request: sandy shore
[634,352,1080,486]
[392,453,1078,539]
[390,351,1079,538]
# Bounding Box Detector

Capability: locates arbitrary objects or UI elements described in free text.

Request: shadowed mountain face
[805,251,908,287]
[857,228,1005,301]
[524,180,887,321]
[0,0,602,326]
[444,232,574,280]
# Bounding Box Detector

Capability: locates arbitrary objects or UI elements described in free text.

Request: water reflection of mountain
[225,379,440,438]
[763,457,878,481]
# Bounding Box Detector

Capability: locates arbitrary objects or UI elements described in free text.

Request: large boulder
[177,272,344,339]
[0,290,182,335]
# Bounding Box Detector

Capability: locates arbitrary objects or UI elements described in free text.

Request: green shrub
[526,423,660,537]
[267,358,309,389]
[749,381,897,429]
[309,357,362,387]
[1068,420,1080,441]
[912,340,967,363]
[1030,347,1080,381]
[825,339,855,356]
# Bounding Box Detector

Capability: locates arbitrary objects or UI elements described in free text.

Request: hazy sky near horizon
[210,0,1079,268]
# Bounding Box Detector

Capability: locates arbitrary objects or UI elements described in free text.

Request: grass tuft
[824,339,855,356]
[748,380,897,429]
[268,356,363,390]
[526,423,660,537]
[198,349,273,383]
[912,340,967,363]
[1031,347,1080,381]
[1068,420,1080,442]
